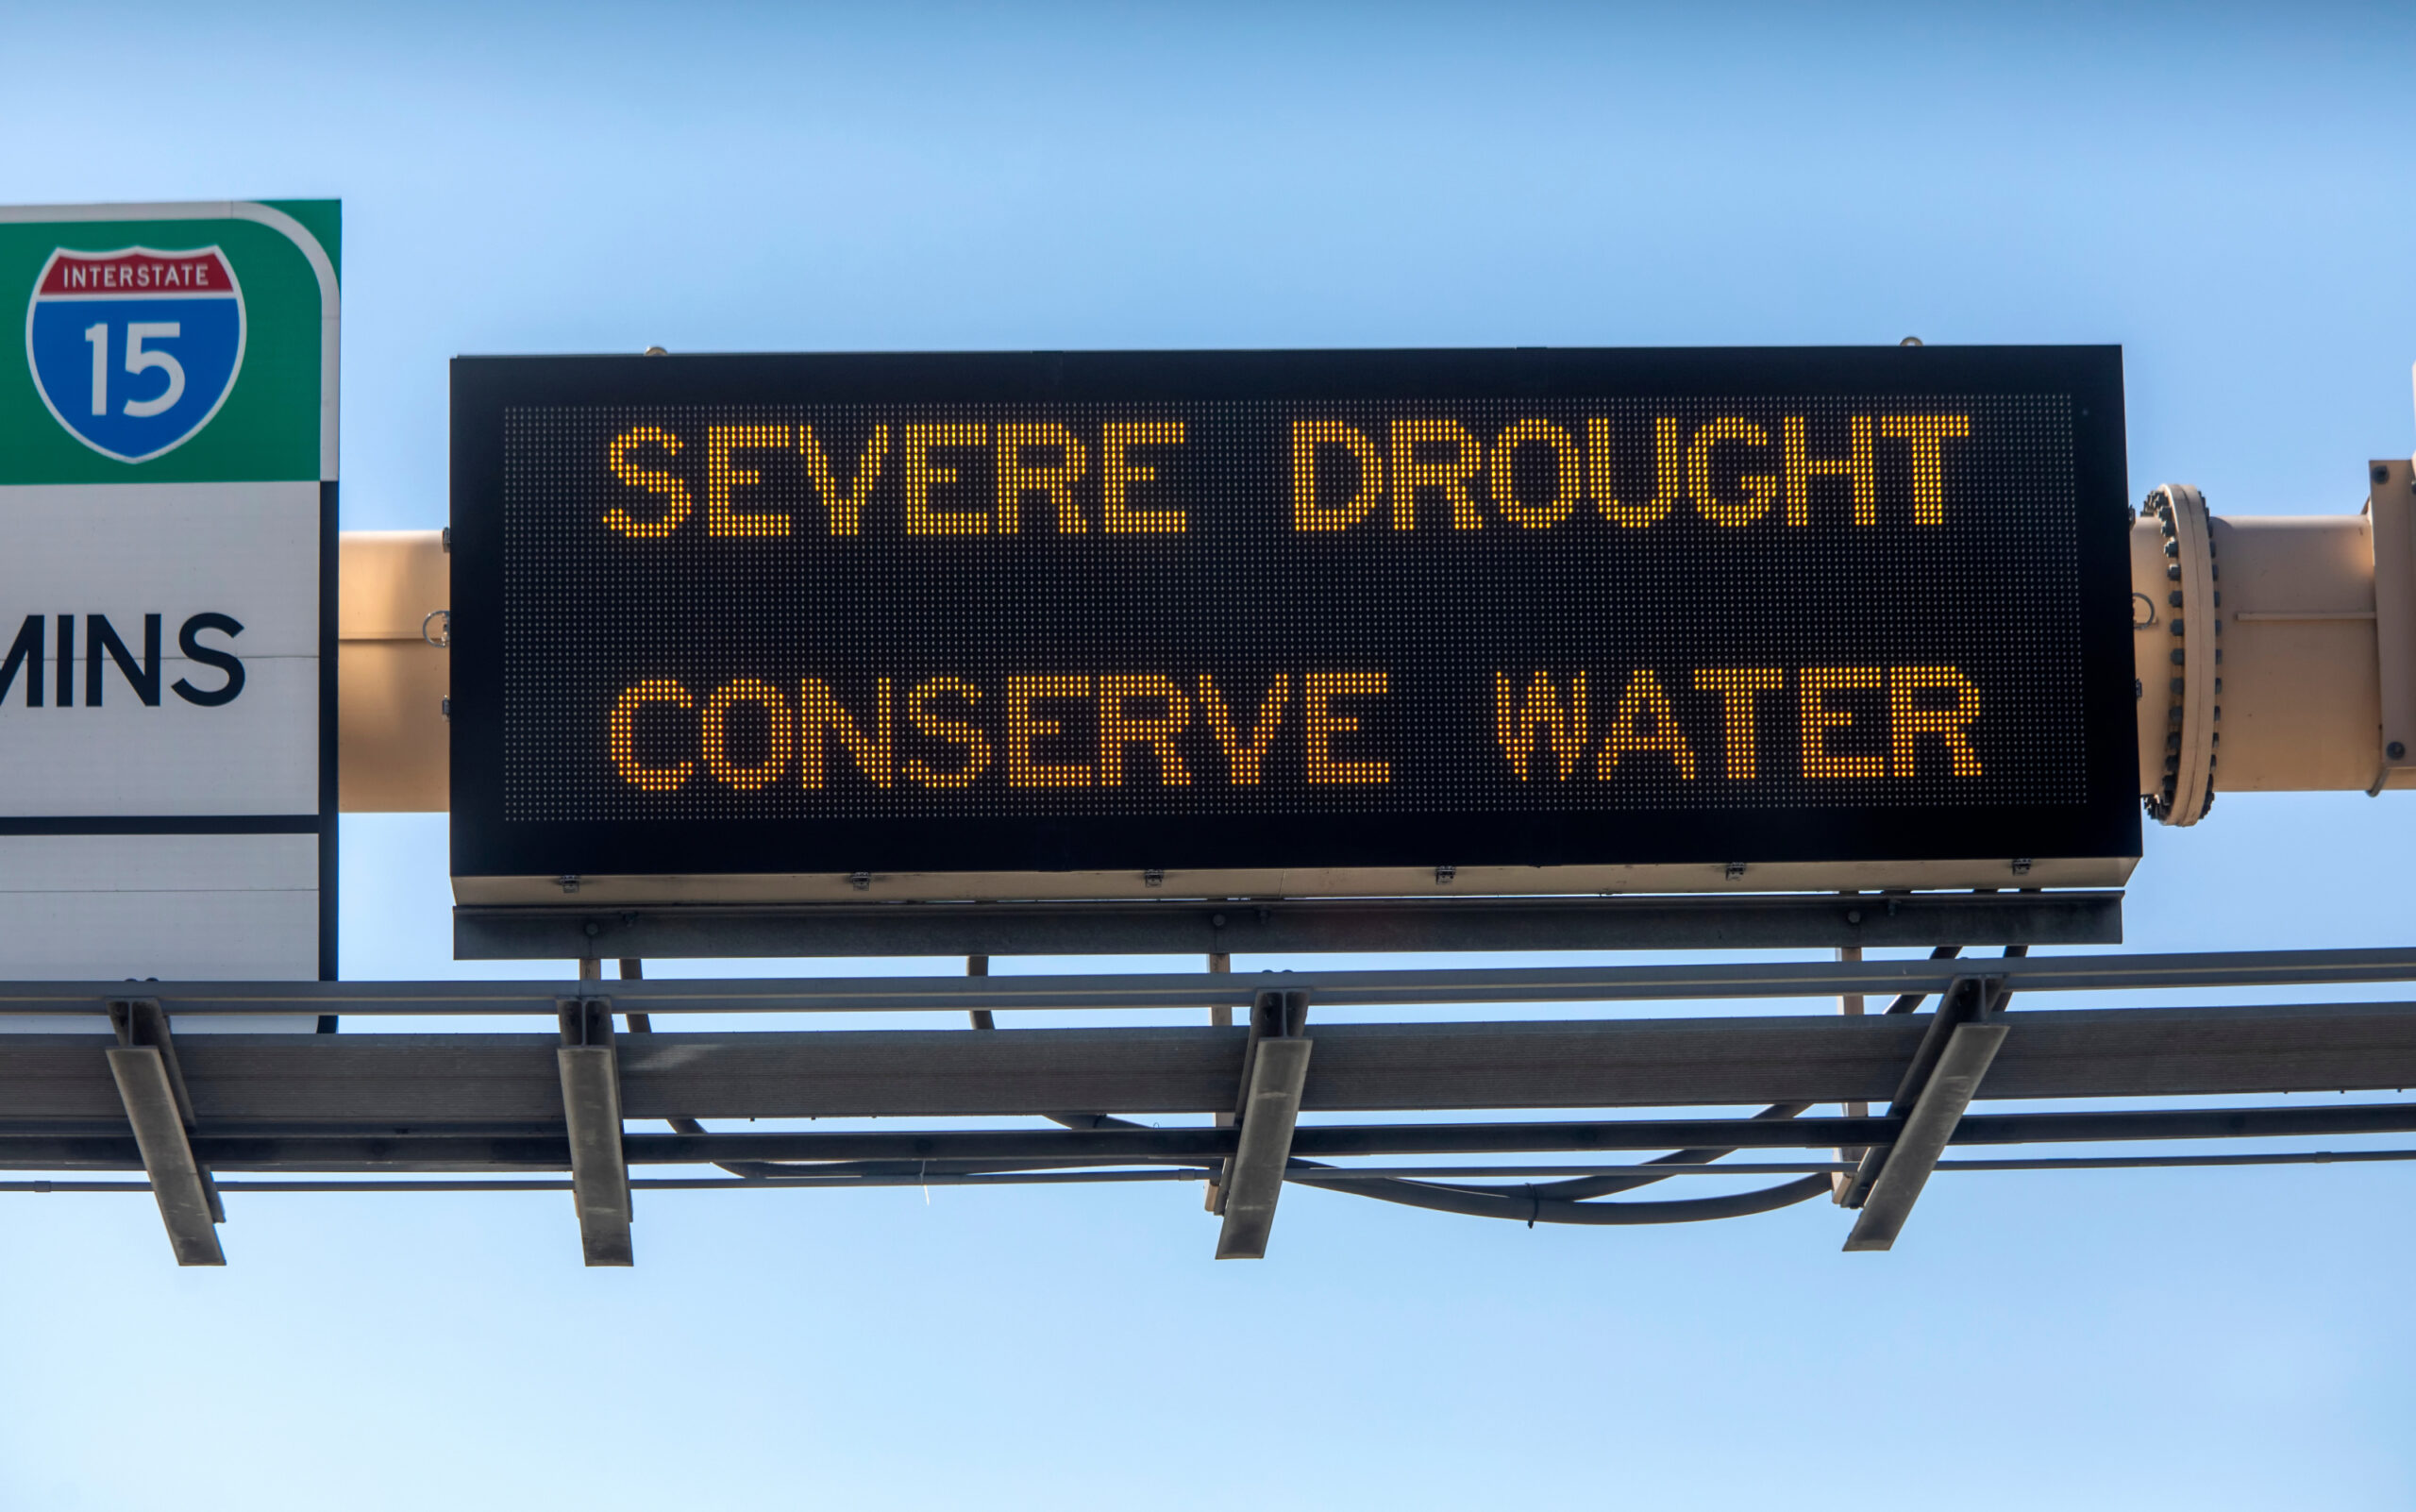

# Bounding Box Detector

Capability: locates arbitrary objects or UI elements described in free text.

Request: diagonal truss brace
[1841,976,2010,1252]
[558,998,632,1266]
[105,1000,226,1266]
[1215,989,1312,1260]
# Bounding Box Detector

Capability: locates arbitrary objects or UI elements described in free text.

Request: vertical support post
[966,954,995,1030]
[1833,938,1865,1202]
[618,957,650,1032]
[1203,950,1235,1209]
[557,997,632,1267]
[1206,950,1233,1030]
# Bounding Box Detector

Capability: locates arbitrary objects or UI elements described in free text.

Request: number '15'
[81,322,186,418]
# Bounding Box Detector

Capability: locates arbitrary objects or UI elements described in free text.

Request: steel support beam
[557,1000,631,1267]
[11,1101,2416,1174]
[1843,1020,2008,1252]
[1216,990,1313,1258]
[6,1000,2414,1127]
[103,1001,223,1266]
[1837,977,2005,1205]
[1210,990,1306,1211]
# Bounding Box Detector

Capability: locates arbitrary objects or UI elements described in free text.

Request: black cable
[1030,948,1982,1223]
[1469,1102,1811,1201]
[1044,1110,1833,1226]
[621,945,1975,1215]
[1289,1170,1835,1224]
[1496,946,1970,1199]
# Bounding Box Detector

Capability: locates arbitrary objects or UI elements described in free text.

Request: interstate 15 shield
[25,245,245,463]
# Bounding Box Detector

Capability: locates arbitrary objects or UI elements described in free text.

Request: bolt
[2391,741,2408,761]
[2374,463,2391,486]
[1846,909,1863,925]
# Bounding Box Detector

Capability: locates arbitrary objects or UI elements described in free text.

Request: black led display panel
[450,347,2139,895]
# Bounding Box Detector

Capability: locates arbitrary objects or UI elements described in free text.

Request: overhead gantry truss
[6,946,2416,1266]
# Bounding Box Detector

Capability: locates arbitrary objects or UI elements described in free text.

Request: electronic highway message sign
[449,346,2139,904]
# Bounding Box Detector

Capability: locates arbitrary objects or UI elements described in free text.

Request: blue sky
[5,4,2416,1508]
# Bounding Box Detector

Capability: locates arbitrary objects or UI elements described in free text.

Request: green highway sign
[0,200,340,990]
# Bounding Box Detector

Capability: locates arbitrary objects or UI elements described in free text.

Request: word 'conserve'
[600,665,1985,796]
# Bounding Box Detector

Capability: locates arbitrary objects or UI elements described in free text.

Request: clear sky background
[5,4,2416,1508]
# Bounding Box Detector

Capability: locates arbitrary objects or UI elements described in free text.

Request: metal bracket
[2368,459,2416,788]
[1838,976,2010,1251]
[104,999,225,1266]
[1836,974,1990,1206]
[2145,483,2220,826]
[458,891,2123,961]
[557,998,632,1266]
[1214,989,1312,1260]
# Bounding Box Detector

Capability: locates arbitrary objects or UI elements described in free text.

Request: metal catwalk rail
[6,946,2414,1265]
[8,944,2416,1015]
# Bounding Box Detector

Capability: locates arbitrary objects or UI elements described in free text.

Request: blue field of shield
[27,295,245,463]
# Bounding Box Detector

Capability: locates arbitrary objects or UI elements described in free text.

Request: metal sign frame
[449,344,2139,913]
[6,943,2415,1265]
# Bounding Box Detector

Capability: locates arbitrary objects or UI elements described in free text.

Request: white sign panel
[0,201,338,1012]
